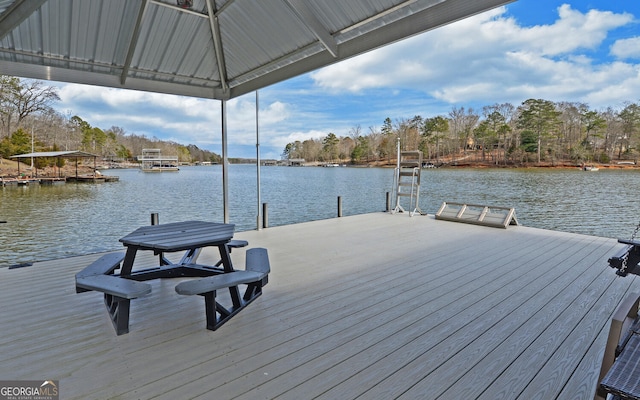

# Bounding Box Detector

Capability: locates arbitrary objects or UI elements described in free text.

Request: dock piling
[262,203,268,228]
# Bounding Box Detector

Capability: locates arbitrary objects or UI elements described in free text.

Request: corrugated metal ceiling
[0,0,514,100]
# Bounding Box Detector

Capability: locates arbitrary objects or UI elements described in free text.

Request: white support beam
[149,0,206,18]
[0,0,47,40]
[121,0,148,85]
[283,0,338,58]
[206,0,229,92]
[221,99,229,223]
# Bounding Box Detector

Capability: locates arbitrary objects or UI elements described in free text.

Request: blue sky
[53,1,640,160]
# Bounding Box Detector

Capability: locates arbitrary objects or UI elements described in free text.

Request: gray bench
[229,239,249,250]
[75,252,152,335]
[175,247,270,331]
[210,239,249,267]
[75,252,128,281]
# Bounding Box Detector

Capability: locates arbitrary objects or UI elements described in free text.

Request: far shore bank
[2,157,639,178]
[348,159,640,170]
[436,161,639,170]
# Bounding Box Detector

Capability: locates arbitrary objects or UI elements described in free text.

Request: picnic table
[119,220,239,279]
[75,221,270,335]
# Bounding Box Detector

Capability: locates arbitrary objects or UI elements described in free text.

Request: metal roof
[0,0,514,100]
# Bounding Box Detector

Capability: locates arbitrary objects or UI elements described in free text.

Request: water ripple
[1,165,639,266]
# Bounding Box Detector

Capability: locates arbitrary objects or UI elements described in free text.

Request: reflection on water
[424,168,640,239]
[2,165,640,266]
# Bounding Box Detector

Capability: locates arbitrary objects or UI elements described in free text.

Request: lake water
[2,164,640,267]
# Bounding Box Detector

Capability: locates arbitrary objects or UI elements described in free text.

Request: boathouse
[8,150,118,183]
[138,149,179,172]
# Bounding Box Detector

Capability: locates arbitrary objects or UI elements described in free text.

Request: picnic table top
[119,220,235,252]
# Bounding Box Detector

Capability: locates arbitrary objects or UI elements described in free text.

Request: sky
[50,0,640,160]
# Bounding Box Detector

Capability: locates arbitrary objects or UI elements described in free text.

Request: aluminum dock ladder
[392,150,423,216]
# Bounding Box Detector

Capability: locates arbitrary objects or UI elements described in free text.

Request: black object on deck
[608,239,640,277]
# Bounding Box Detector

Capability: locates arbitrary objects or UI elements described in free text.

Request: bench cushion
[75,252,126,278]
[76,274,152,299]
[175,270,263,295]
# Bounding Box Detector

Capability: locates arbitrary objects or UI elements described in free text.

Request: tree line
[1,75,639,168]
[0,76,221,168]
[283,99,640,166]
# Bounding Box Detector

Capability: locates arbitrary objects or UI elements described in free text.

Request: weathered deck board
[0,212,638,400]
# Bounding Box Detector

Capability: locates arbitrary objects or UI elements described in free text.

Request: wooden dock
[0,212,638,399]
[1,176,118,185]
[66,174,119,183]
[0,177,40,186]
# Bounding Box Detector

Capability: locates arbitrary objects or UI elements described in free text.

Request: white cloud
[310,4,637,109]
[517,5,633,55]
[611,37,640,59]
[267,129,327,149]
[58,85,303,153]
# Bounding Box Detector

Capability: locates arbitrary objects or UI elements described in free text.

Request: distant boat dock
[1,175,119,186]
[138,149,179,172]
[4,150,119,185]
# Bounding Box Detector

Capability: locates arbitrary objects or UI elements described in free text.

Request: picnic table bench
[75,252,152,335]
[75,221,270,335]
[176,247,270,330]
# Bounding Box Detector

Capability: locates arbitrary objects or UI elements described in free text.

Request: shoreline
[438,162,639,170]
[351,159,640,170]
[2,157,639,178]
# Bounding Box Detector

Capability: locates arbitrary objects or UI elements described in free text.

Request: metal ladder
[392,150,423,216]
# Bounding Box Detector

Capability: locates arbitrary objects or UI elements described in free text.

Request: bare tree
[0,76,20,137]
[12,80,60,129]
[482,103,514,164]
[449,106,479,155]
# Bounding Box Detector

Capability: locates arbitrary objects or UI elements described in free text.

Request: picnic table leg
[179,247,202,265]
[202,291,233,330]
[120,247,137,277]
[218,243,235,272]
[104,294,131,335]
[217,244,243,308]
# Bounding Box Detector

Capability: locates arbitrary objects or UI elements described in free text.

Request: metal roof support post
[221,99,229,224]
[256,91,262,230]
